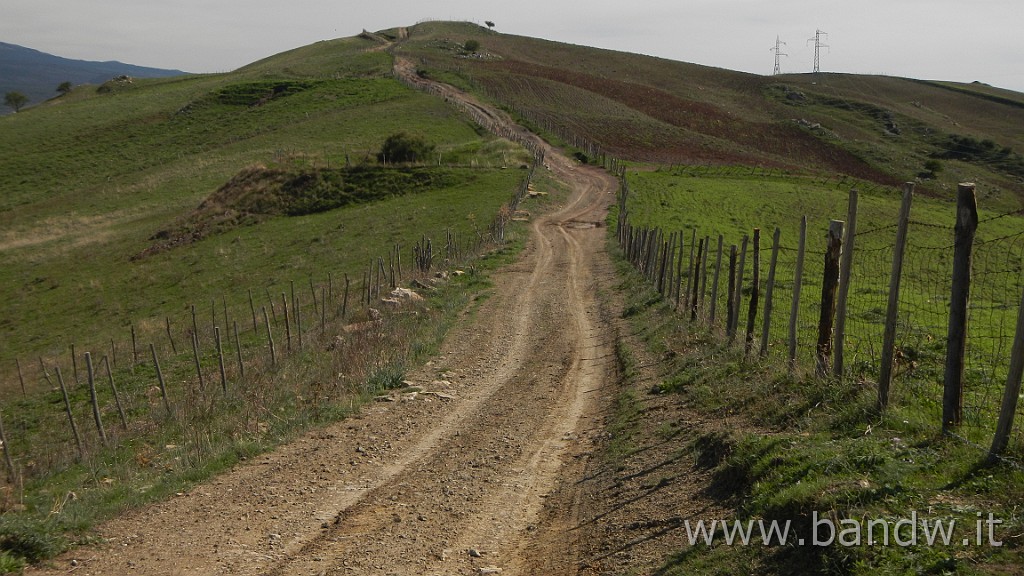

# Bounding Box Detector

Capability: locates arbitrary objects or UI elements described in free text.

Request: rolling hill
[2,20,1024,575]
[394,21,1024,209]
[0,41,186,111]
[3,18,1023,411]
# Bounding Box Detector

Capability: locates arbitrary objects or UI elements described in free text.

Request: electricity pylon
[807,29,829,73]
[770,36,788,75]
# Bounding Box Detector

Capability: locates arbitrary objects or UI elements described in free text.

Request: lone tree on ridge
[4,91,28,113]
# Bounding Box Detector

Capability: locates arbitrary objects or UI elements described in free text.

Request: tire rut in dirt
[264,216,603,575]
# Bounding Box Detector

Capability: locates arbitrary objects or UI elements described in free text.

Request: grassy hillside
[0,28,544,571]
[396,22,1024,209]
[0,33,531,380]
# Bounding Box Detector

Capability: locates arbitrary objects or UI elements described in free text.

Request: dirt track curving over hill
[27,44,625,576]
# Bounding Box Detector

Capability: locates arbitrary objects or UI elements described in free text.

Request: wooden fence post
[263,306,276,366]
[834,190,859,377]
[343,274,351,319]
[675,233,685,310]
[150,344,171,416]
[816,220,844,377]
[282,293,292,351]
[685,230,696,310]
[699,236,711,317]
[731,235,749,339]
[989,283,1024,460]
[727,245,738,341]
[166,317,178,355]
[690,238,705,321]
[71,343,79,385]
[191,332,205,391]
[130,325,138,366]
[710,235,724,325]
[15,358,25,395]
[249,289,258,332]
[745,229,761,354]
[878,184,914,410]
[102,355,128,430]
[215,326,227,395]
[942,183,978,431]
[760,228,782,357]
[788,216,808,372]
[266,288,277,322]
[190,304,199,348]
[85,353,107,445]
[55,366,84,458]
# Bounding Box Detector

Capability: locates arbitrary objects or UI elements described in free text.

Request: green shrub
[377,132,436,164]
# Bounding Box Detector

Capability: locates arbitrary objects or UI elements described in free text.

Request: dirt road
[28,53,621,576]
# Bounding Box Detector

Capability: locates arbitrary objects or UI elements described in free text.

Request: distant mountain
[0,42,187,111]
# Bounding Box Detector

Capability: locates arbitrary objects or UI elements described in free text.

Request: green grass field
[620,167,1024,446]
[0,34,535,384]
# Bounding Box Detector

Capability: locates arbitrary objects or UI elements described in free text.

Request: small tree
[464,39,480,53]
[57,81,73,96]
[377,132,435,164]
[485,21,495,30]
[4,91,28,113]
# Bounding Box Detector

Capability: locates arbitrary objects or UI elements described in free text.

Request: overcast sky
[4,1,1022,93]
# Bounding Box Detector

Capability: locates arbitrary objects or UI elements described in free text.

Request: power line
[807,29,829,73]
[770,36,788,75]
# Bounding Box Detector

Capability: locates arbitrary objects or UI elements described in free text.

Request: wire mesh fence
[617,176,1024,464]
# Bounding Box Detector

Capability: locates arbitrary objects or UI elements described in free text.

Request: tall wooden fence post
[816,221,844,377]
[788,216,808,372]
[15,359,26,395]
[878,184,914,410]
[215,326,227,395]
[85,353,108,445]
[685,230,696,310]
[834,189,859,377]
[191,332,205,391]
[726,245,738,341]
[760,227,782,357]
[102,355,128,430]
[263,307,277,366]
[731,236,749,341]
[989,283,1024,460]
[690,238,704,322]
[744,229,762,354]
[55,366,84,458]
[150,344,171,416]
[942,183,978,431]
[233,321,245,380]
[710,235,724,325]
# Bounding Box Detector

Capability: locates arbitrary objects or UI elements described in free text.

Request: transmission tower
[807,29,829,73]
[770,36,788,75]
